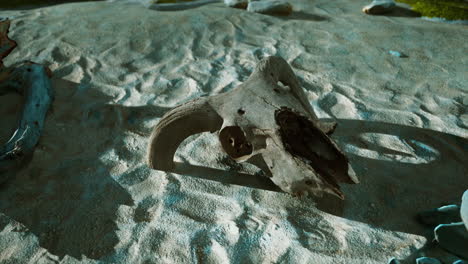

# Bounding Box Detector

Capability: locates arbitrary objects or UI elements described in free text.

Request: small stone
[418,204,461,227]
[434,222,468,260]
[461,190,468,230]
[416,257,442,264]
[389,50,408,58]
[388,257,400,264]
[247,0,293,16]
[453,260,468,264]
[362,0,396,15]
[224,0,248,9]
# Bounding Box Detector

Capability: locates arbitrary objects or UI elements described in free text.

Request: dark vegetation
[396,0,468,20]
[0,0,103,9]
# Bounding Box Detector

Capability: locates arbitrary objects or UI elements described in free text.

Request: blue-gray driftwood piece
[0,62,53,176]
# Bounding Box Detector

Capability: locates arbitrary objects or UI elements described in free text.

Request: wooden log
[0,62,54,176]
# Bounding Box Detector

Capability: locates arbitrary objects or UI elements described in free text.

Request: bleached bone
[147,56,358,199]
[0,19,54,175]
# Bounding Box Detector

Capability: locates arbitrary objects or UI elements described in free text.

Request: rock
[388,257,400,264]
[247,0,293,16]
[418,204,462,227]
[434,222,468,260]
[224,0,248,9]
[453,260,468,264]
[416,257,442,264]
[152,0,178,3]
[362,0,396,15]
[389,50,408,58]
[462,190,468,230]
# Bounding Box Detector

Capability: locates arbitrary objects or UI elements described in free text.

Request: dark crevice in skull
[275,107,349,196]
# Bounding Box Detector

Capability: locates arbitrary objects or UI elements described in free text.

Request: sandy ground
[0,0,467,263]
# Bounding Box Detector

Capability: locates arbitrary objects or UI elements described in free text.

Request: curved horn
[147,97,223,171]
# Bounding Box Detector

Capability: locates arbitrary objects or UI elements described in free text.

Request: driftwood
[147,56,358,199]
[0,19,54,176]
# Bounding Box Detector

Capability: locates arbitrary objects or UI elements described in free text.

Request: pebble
[362,0,396,15]
[416,257,441,264]
[434,222,468,260]
[224,0,248,9]
[389,50,408,58]
[247,0,293,16]
[453,260,468,264]
[388,257,400,264]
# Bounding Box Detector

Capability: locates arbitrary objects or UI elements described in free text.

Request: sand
[0,0,467,263]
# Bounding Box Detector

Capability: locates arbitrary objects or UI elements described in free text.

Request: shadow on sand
[279,11,329,22]
[149,1,330,23]
[1,77,466,260]
[313,118,467,235]
[156,117,467,236]
[0,78,171,260]
[365,5,421,18]
[149,0,219,11]
[385,6,421,18]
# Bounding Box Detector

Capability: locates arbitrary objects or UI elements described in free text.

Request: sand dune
[0,0,467,263]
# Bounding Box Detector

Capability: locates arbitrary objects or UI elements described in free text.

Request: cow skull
[147,56,358,199]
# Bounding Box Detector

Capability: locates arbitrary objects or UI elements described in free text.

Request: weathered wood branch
[0,19,54,178]
[0,62,54,175]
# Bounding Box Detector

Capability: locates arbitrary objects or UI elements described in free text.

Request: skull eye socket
[219,126,253,159]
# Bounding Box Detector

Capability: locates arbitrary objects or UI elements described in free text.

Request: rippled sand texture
[0,0,467,263]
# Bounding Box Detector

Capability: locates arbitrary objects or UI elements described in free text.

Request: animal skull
[147,56,358,199]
